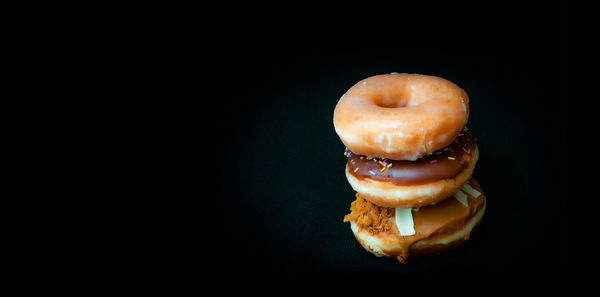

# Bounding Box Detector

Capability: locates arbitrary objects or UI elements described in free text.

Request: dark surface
[213,8,568,280]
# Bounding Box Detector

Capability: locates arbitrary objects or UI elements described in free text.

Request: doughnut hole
[372,94,409,108]
[371,86,429,109]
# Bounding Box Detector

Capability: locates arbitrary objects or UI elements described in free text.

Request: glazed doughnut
[333,73,469,161]
[344,129,478,208]
[344,179,486,263]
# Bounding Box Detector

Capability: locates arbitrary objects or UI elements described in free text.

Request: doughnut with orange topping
[344,179,486,263]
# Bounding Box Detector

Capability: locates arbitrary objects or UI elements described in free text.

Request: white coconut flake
[454,190,469,207]
[395,207,416,236]
[461,183,481,198]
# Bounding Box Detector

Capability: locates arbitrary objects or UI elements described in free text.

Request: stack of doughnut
[333,73,486,263]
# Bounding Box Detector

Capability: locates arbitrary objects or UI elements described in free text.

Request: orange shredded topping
[343,193,394,235]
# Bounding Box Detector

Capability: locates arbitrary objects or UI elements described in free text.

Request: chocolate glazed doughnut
[344,129,478,207]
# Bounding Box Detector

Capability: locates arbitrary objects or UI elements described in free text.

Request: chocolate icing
[347,131,476,185]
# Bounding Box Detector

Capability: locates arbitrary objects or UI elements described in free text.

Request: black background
[211,4,569,281]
